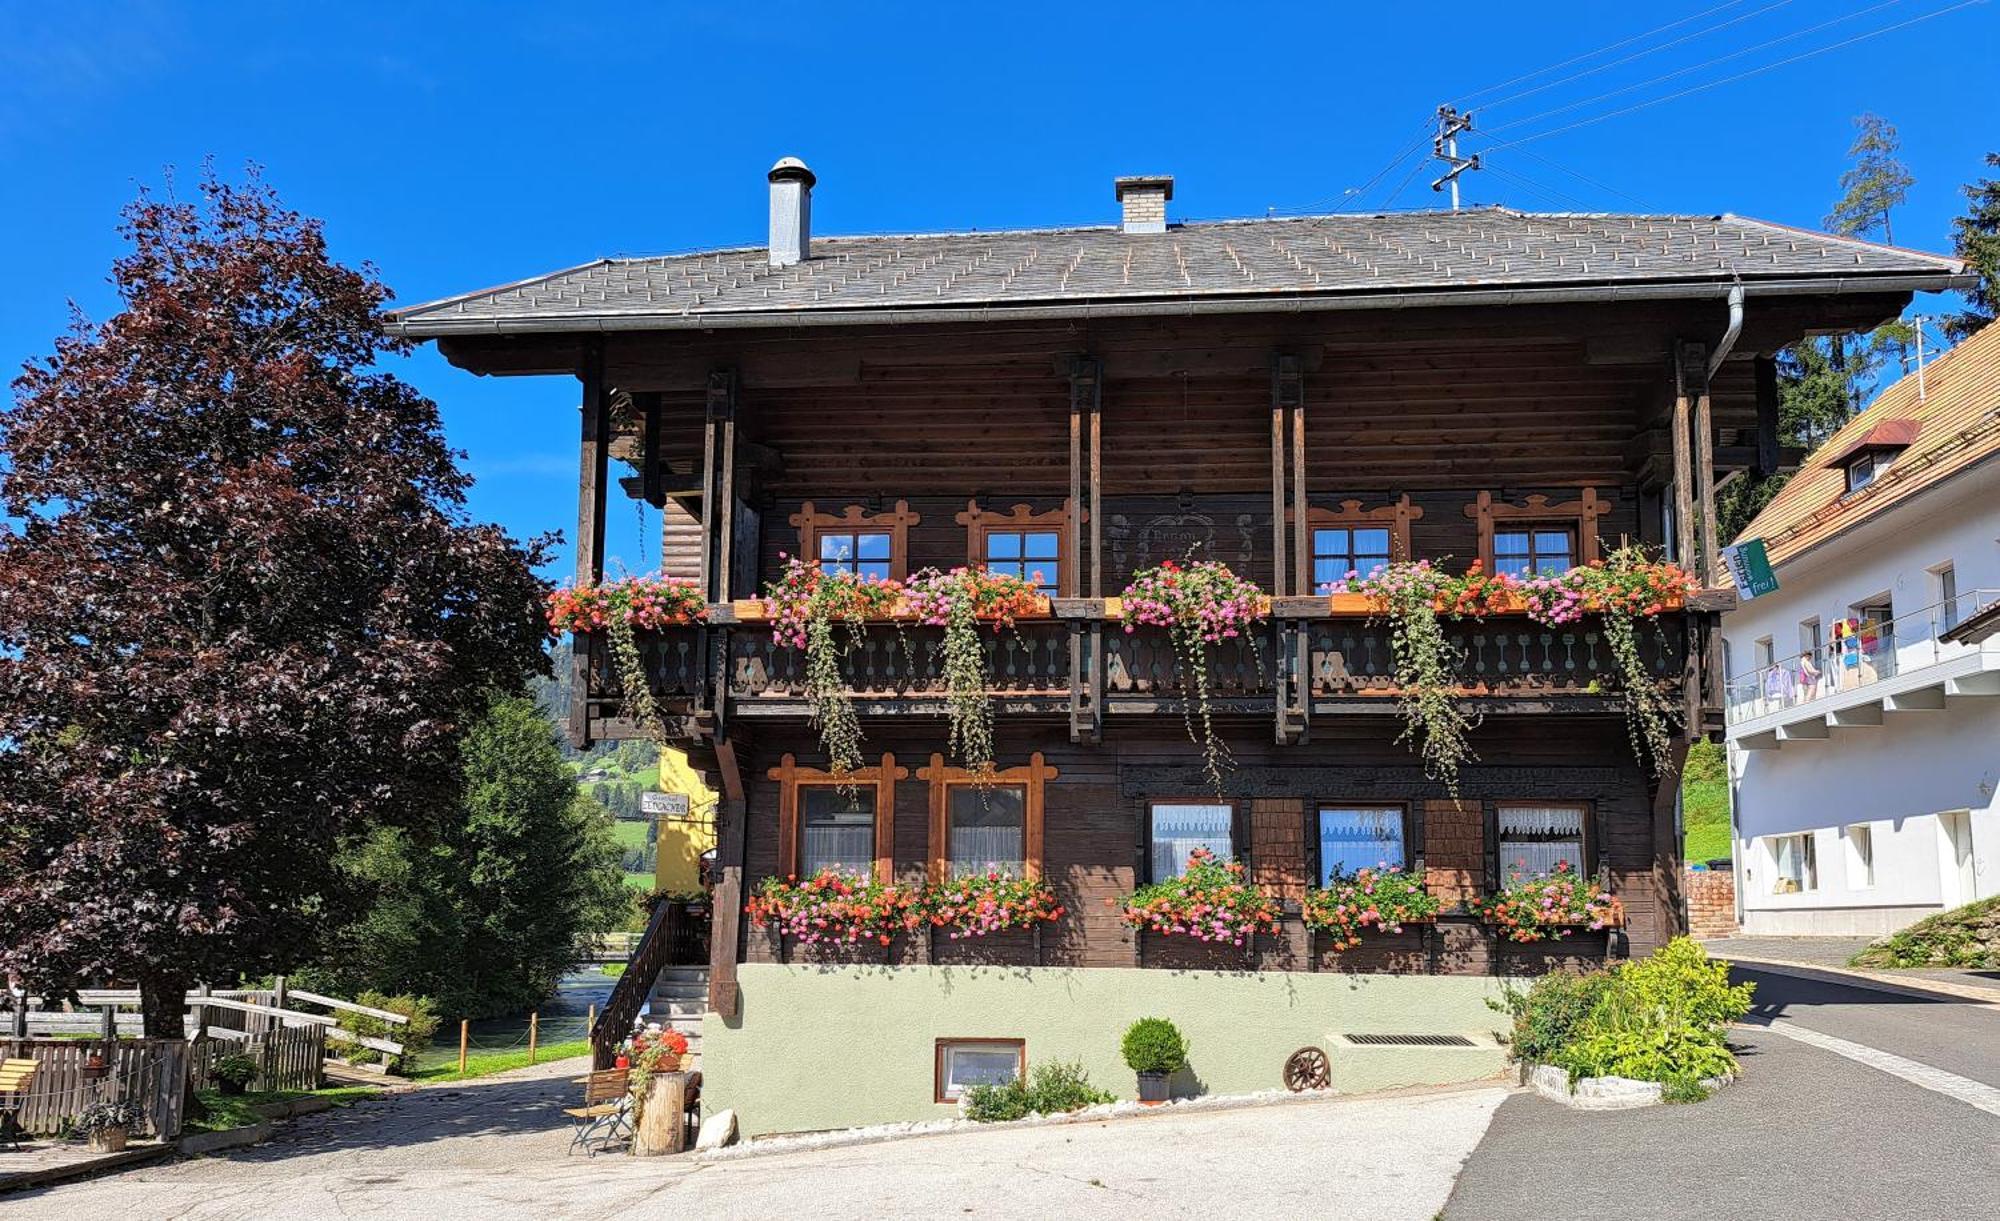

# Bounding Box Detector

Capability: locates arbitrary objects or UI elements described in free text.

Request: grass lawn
[623,870,653,891]
[409,1037,593,1082]
[186,1085,383,1134]
[600,962,627,978]
[1682,740,1731,865]
[610,819,651,850]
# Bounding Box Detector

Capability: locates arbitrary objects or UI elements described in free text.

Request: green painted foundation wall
[702,964,1513,1136]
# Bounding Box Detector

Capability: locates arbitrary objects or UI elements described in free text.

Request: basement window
[935,1039,1025,1103]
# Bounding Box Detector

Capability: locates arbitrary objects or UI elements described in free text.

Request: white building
[1722,324,2000,937]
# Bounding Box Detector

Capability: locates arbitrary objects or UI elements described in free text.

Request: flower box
[1320,591,1685,617]
[732,595,1054,623]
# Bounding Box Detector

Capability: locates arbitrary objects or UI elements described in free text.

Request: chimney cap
[1113,175,1174,201]
[769,156,817,188]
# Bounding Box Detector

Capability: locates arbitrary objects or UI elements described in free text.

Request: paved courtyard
[16,1059,1505,1220]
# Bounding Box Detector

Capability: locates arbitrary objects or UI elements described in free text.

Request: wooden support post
[586,1003,596,1037]
[710,370,739,602]
[707,738,749,1018]
[1270,364,1288,598]
[195,983,211,1040]
[1670,344,1701,575]
[1754,355,1781,478]
[457,1019,469,1076]
[1691,351,1720,586]
[1066,356,1104,745]
[528,1012,538,1064]
[569,338,609,750]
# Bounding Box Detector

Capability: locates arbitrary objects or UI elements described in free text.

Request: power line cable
[1481,0,1984,154]
[1475,0,1795,116]
[1484,0,1908,137]
[1452,0,1761,108]
[1506,146,1661,211]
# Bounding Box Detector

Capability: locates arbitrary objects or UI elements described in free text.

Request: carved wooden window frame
[1492,800,1596,881]
[790,500,921,581]
[919,753,1058,882]
[1464,489,1610,574]
[771,752,907,883]
[956,500,1076,596]
[1144,797,1245,884]
[1309,801,1413,888]
[1301,496,1422,588]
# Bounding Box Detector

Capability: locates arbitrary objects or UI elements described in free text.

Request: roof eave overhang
[387,270,1973,339]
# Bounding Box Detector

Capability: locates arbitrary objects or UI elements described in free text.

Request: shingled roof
[388,207,1964,335]
[1731,321,2000,575]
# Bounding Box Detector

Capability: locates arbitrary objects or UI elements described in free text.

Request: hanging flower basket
[545,575,707,634]
[1118,558,1270,792]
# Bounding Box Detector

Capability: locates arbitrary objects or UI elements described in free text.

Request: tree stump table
[631,1071,689,1156]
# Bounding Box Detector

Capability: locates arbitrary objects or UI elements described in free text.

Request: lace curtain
[1498,804,1584,880]
[1150,803,1233,879]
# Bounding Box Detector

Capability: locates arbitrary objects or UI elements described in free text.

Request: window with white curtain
[1149,802,1234,879]
[1768,833,1816,894]
[1317,806,1408,885]
[1844,824,1874,889]
[1497,804,1586,881]
[949,785,1026,877]
[800,786,875,876]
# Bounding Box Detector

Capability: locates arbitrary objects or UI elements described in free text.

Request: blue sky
[4,1,1995,581]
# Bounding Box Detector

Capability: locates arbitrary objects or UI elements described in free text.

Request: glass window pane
[949,785,1026,876]
[1318,807,1406,886]
[1150,803,1233,879]
[801,787,875,876]
[941,1043,1021,1100]
[1533,531,1572,552]
[1493,531,1530,556]
[1024,532,1060,561]
[856,532,891,561]
[1314,528,1349,558]
[1497,805,1584,880]
[986,532,1021,561]
[856,560,892,583]
[1354,528,1390,556]
[820,533,854,561]
[1314,558,1344,591]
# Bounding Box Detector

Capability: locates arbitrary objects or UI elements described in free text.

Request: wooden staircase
[589,899,712,1069]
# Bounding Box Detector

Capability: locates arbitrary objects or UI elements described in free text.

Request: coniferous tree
[1946,152,2000,340]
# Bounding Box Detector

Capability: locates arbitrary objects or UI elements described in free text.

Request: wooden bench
[0,1058,39,1150]
[563,1068,631,1157]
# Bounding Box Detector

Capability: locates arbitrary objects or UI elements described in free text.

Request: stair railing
[590,897,679,1069]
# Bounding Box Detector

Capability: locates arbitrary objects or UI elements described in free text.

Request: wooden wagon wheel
[1284,1046,1330,1092]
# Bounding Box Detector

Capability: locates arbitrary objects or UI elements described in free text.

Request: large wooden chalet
[392,163,1965,1133]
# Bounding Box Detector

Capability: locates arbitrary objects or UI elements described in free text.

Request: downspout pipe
[1707,283,1745,379]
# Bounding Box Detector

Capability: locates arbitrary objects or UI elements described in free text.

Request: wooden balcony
[579,605,1692,741]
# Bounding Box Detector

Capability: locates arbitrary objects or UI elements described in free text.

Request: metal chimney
[768,157,815,267]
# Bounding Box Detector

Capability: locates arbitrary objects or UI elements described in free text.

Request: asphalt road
[1447,967,2000,1221]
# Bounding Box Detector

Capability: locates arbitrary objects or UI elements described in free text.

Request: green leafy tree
[1946,152,2000,340]
[308,692,628,1017]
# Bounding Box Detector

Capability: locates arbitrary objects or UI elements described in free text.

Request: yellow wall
[654,747,717,894]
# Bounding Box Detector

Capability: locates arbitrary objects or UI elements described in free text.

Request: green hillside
[1682,740,1731,864]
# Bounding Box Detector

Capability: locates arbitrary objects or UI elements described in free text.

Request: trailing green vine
[903,566,1045,774]
[545,575,706,744]
[765,558,902,776]
[1120,558,1268,793]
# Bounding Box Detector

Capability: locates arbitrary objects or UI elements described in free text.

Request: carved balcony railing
[1305,614,1686,701]
[578,607,1696,740]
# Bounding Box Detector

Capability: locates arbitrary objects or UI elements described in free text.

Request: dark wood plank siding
[736,715,1666,974]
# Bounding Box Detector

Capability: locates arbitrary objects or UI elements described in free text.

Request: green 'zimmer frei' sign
[1721,538,1779,599]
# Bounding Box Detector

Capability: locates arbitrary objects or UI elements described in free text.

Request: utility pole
[1431,105,1479,210]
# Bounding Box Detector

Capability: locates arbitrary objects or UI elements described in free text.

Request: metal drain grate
[1342,1033,1477,1047]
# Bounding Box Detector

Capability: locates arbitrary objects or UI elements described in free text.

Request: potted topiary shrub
[75,1098,142,1153]
[1121,1017,1188,1105]
[212,1052,259,1097]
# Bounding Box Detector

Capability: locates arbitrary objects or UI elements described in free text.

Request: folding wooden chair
[563,1068,631,1157]
[0,1058,39,1151]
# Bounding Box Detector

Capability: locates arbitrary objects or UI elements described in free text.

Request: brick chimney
[768,157,815,267]
[1114,175,1173,234]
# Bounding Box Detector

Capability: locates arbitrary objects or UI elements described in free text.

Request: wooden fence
[186,1024,325,1093]
[0,1037,189,1140]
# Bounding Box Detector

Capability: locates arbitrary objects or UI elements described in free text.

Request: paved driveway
[1447,966,2000,1221]
[19,1058,1506,1220]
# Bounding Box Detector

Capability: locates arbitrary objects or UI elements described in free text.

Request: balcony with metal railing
[1725,589,2000,750]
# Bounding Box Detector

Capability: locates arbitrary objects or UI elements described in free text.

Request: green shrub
[1500,937,1753,1091]
[212,1052,259,1087]
[1120,1017,1188,1075]
[1494,967,1614,1064]
[963,1059,1116,1122]
[1850,897,1999,969]
[336,992,440,1073]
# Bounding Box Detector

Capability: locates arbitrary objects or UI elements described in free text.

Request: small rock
[696,1108,738,1150]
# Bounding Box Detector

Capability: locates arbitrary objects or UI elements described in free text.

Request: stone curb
[1524,1063,1734,1110]
[177,1121,276,1157]
[1726,957,2000,1008]
[696,1079,1507,1163]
